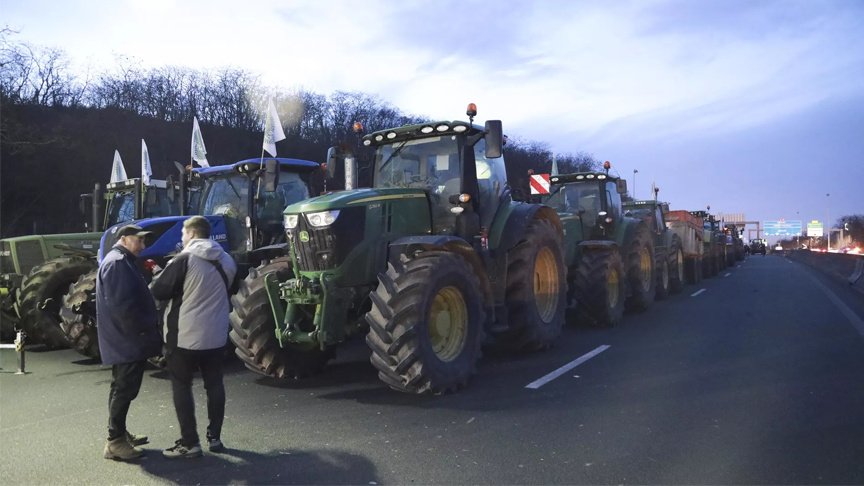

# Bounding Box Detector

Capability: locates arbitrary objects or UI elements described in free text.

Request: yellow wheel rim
[607,266,620,308]
[429,286,468,362]
[639,247,653,291]
[533,247,560,323]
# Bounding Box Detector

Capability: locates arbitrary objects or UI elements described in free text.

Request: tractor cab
[365,112,506,240]
[190,158,318,253]
[545,171,627,240]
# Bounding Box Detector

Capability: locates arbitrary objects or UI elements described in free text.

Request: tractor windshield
[374,135,463,234]
[105,190,136,227]
[545,182,601,228]
[200,173,250,219]
[374,136,462,192]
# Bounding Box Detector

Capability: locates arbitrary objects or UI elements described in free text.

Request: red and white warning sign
[529,173,551,195]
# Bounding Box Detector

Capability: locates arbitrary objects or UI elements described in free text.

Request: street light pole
[826,193,830,252]
[633,169,638,199]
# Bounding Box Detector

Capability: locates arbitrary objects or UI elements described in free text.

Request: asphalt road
[2,254,864,485]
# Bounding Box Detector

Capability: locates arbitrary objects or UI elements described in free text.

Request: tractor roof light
[421,126,435,134]
[386,132,397,139]
[436,124,450,132]
[353,121,364,133]
[603,161,612,170]
[466,103,477,118]
[363,139,372,146]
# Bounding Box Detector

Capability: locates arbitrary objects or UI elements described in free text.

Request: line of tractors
[0,104,746,394]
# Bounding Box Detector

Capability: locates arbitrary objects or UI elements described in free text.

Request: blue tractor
[60,157,322,359]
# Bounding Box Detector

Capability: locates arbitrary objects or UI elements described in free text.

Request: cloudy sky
[4,0,863,237]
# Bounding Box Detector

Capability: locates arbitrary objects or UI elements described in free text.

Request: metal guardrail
[0,331,26,374]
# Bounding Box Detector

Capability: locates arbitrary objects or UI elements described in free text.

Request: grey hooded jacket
[150,238,237,351]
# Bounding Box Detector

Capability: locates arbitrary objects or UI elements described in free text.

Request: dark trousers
[108,360,147,441]
[166,347,225,447]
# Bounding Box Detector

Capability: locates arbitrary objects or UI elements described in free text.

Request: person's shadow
[137,445,380,485]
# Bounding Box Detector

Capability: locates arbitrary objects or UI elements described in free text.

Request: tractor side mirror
[165,175,176,203]
[145,186,157,206]
[263,159,279,192]
[616,179,627,194]
[326,146,338,179]
[484,120,503,159]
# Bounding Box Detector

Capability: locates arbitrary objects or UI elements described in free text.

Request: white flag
[551,154,559,176]
[262,98,286,157]
[141,139,152,186]
[110,150,128,183]
[191,116,209,168]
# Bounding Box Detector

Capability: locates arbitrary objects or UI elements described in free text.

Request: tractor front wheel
[366,252,485,394]
[59,270,100,359]
[572,248,626,327]
[229,259,334,379]
[19,257,96,348]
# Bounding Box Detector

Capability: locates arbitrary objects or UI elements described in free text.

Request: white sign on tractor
[530,173,550,195]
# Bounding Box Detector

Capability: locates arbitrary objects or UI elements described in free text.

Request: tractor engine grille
[0,241,13,274]
[289,207,365,272]
[16,240,44,275]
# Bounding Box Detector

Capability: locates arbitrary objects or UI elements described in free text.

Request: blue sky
[4,0,863,236]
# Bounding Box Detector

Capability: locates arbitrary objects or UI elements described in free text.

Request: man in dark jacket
[96,224,162,461]
[151,216,237,459]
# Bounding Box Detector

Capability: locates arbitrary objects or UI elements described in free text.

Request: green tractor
[622,197,686,299]
[0,177,180,346]
[541,164,657,327]
[690,210,727,277]
[229,105,567,394]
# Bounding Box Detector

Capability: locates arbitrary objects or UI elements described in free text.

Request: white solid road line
[724,272,731,277]
[690,288,707,297]
[525,345,610,389]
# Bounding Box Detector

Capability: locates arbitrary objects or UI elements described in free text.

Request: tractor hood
[99,215,230,263]
[283,187,428,214]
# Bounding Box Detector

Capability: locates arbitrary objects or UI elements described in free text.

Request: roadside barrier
[0,331,26,374]
[850,258,864,286]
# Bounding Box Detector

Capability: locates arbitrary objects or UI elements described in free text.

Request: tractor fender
[387,235,493,310]
[249,242,289,265]
[492,203,562,254]
[578,240,620,250]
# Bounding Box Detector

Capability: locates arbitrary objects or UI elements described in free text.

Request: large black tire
[497,218,566,351]
[366,252,485,394]
[625,224,656,312]
[668,240,685,294]
[655,253,670,301]
[571,248,626,327]
[19,257,96,348]
[229,259,334,379]
[59,270,100,359]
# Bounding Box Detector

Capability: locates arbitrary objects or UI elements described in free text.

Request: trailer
[666,210,704,283]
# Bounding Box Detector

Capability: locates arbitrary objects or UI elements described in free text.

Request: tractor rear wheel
[366,252,485,394]
[572,248,626,327]
[19,257,96,348]
[229,259,334,379]
[59,270,100,359]
[497,218,566,351]
[625,224,656,311]
[669,240,685,294]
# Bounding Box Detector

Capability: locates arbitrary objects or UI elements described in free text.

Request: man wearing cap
[96,224,163,461]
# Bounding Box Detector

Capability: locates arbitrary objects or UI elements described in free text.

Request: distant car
[774,244,783,251]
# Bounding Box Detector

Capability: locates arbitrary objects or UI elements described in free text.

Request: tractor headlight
[284,214,299,229]
[306,210,341,228]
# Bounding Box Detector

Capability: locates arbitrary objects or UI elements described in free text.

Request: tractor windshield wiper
[377,140,410,175]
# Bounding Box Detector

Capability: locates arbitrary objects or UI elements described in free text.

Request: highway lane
[2,254,863,484]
